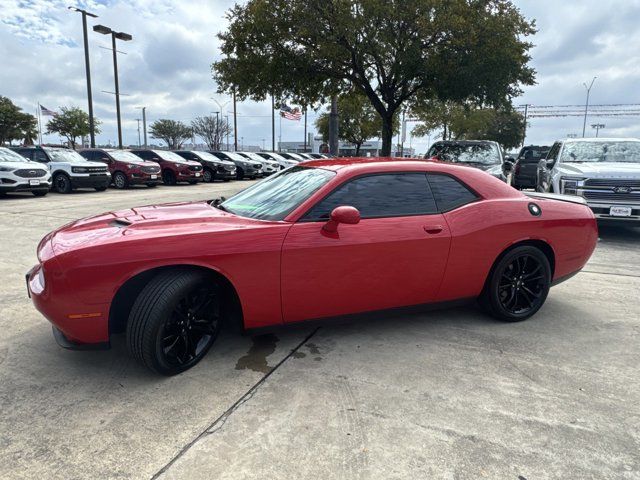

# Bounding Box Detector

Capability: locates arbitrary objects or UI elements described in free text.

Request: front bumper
[588,203,640,222]
[177,170,203,182]
[129,171,162,185]
[27,264,110,346]
[0,180,51,192]
[70,173,111,189]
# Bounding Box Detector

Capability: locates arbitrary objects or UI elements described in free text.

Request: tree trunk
[355,142,362,156]
[380,115,394,157]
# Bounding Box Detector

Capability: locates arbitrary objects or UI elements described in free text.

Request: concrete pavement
[0,183,638,479]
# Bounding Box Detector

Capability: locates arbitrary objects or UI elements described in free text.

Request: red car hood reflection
[49,202,267,255]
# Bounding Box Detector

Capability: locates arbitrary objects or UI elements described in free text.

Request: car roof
[299,156,461,172]
[431,140,496,146]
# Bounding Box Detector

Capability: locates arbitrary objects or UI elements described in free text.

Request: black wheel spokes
[162,287,219,367]
[499,255,545,315]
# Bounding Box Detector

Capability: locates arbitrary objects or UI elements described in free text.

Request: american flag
[40,105,58,116]
[280,104,302,121]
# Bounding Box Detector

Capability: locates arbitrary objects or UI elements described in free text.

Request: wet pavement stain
[292,351,306,359]
[235,334,279,373]
[306,343,320,355]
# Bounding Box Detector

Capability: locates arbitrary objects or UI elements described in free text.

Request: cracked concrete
[1,183,639,479]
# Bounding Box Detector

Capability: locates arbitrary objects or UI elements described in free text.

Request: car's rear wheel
[113,171,128,189]
[481,246,551,322]
[53,173,72,194]
[127,269,222,375]
[163,170,177,186]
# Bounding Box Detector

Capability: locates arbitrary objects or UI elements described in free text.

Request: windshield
[225,152,250,162]
[110,151,144,162]
[194,151,225,163]
[560,141,640,163]
[154,150,189,162]
[221,166,335,220]
[428,143,501,165]
[0,148,29,163]
[44,148,87,163]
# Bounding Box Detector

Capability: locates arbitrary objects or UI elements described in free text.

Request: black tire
[236,167,244,180]
[113,171,129,189]
[203,168,214,183]
[127,269,222,375]
[480,246,551,322]
[95,186,107,192]
[53,173,72,194]
[32,190,48,197]
[162,170,177,186]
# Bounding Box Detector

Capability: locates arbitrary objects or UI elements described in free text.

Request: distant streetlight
[582,77,597,138]
[93,24,132,148]
[68,6,98,148]
[591,123,605,137]
[135,106,148,147]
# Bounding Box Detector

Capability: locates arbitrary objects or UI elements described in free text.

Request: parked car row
[1,146,331,196]
[425,137,640,223]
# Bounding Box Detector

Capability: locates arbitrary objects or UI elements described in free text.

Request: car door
[281,172,452,323]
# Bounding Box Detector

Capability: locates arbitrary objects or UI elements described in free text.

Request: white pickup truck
[536,138,640,222]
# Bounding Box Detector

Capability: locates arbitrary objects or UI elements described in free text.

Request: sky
[2,0,640,154]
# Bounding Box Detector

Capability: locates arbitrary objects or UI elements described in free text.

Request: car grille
[85,166,107,173]
[14,169,48,178]
[142,166,160,174]
[584,178,640,188]
[583,190,640,203]
[188,165,203,172]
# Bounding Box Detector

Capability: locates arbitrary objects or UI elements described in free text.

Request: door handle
[423,225,443,234]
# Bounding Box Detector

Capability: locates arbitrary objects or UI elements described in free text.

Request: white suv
[0,147,51,197]
[12,146,111,194]
[537,138,640,222]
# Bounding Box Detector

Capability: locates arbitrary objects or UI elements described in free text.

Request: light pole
[582,77,597,138]
[211,98,230,150]
[591,123,605,137]
[136,118,141,146]
[68,6,98,148]
[93,24,132,149]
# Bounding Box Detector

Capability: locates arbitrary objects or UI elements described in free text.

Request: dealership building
[279,135,415,157]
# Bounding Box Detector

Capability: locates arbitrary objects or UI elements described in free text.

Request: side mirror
[546,158,556,169]
[322,206,361,233]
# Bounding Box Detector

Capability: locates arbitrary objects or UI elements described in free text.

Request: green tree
[149,119,192,149]
[412,100,525,149]
[46,106,100,149]
[315,92,384,155]
[0,96,38,145]
[213,0,535,156]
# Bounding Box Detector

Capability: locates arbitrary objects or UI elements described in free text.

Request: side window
[134,151,150,160]
[303,173,437,221]
[33,150,48,162]
[427,174,478,212]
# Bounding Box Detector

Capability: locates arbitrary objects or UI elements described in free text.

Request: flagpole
[37,103,43,145]
[271,95,275,151]
[279,112,282,152]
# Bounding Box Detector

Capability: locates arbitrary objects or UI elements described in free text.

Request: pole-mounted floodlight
[93,24,133,149]
[69,6,98,147]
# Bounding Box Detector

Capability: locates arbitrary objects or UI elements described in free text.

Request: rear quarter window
[427,174,478,212]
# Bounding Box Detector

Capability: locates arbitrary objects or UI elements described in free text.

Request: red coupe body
[27,158,598,348]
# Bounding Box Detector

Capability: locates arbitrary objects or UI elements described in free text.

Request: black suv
[173,151,236,182]
[513,145,550,189]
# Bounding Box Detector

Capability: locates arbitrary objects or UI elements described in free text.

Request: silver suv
[537,138,640,222]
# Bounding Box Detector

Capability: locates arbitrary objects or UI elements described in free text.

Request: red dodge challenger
[27,158,598,375]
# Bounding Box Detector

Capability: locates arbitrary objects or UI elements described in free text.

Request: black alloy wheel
[113,171,128,189]
[127,269,222,375]
[53,173,72,194]
[203,168,214,183]
[481,246,551,322]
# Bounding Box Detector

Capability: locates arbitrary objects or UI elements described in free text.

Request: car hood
[557,162,640,178]
[0,161,50,171]
[46,201,273,256]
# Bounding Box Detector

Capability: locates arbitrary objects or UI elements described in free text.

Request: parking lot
[1,183,639,480]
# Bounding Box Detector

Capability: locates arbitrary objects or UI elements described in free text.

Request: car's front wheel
[127,269,222,375]
[203,168,214,183]
[481,246,551,322]
[163,170,177,186]
[53,173,72,194]
[113,171,129,189]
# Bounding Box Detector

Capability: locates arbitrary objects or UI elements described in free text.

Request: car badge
[613,186,632,194]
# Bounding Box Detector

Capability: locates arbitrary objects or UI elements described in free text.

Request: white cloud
[2,0,640,152]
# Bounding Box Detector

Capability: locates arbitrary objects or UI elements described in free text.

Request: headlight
[126,164,135,169]
[560,177,584,195]
[72,167,88,173]
[0,166,15,172]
